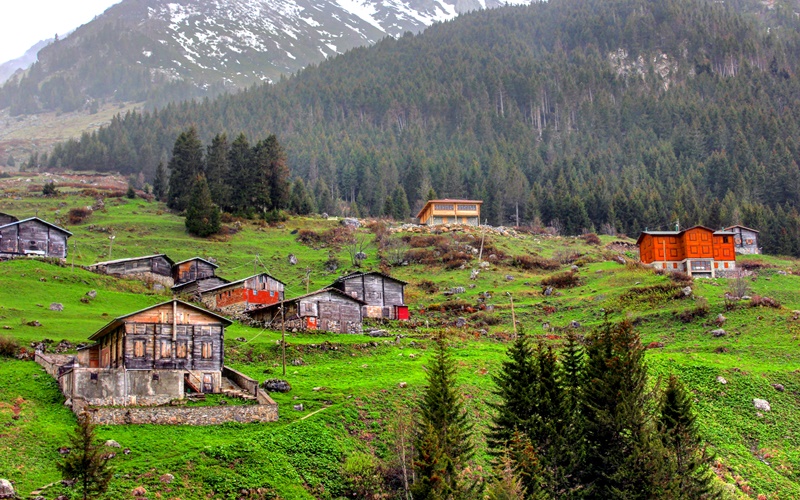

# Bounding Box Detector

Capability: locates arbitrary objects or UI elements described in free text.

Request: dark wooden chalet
[725,225,761,255]
[0,217,72,260]
[172,257,219,286]
[246,288,366,334]
[88,254,175,287]
[330,271,408,320]
[200,273,285,314]
[74,300,232,404]
[0,213,18,226]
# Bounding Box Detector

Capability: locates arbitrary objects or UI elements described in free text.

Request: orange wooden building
[417,199,483,226]
[636,225,737,277]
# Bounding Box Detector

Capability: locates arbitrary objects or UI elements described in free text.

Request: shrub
[512,255,560,271]
[0,335,20,358]
[675,297,710,323]
[727,271,751,299]
[42,182,58,196]
[67,207,92,225]
[406,235,448,248]
[739,260,771,271]
[582,233,602,245]
[343,452,383,499]
[541,271,581,288]
[404,248,439,265]
[297,229,323,245]
[553,249,581,264]
[416,280,438,294]
[469,311,503,326]
[750,295,781,308]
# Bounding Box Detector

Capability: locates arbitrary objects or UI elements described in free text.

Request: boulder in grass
[262,379,292,393]
[0,479,14,499]
[49,303,64,312]
[711,329,726,338]
[104,440,121,448]
[716,376,727,385]
[753,398,771,412]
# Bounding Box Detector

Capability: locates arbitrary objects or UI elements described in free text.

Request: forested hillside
[46,0,800,255]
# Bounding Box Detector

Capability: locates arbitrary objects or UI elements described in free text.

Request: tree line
[412,321,718,499]
[40,0,800,255]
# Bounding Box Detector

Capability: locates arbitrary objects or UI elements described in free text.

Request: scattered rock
[49,303,64,312]
[542,322,550,330]
[152,284,165,293]
[793,310,800,321]
[479,261,490,269]
[290,358,305,366]
[714,346,729,354]
[682,286,693,297]
[398,382,408,388]
[105,440,121,448]
[646,342,665,349]
[710,329,727,338]
[714,314,727,326]
[367,330,390,337]
[27,320,42,327]
[57,447,71,454]
[544,287,554,296]
[0,479,14,499]
[470,269,479,280]
[355,252,367,261]
[123,448,131,455]
[772,384,785,392]
[159,474,174,484]
[2,326,10,330]
[341,218,361,228]
[456,317,467,328]
[80,297,90,304]
[505,275,515,281]
[716,376,728,385]
[288,254,298,265]
[131,486,146,497]
[293,404,304,411]
[571,265,580,272]
[235,337,247,342]
[321,213,329,219]
[753,398,771,412]
[570,320,581,328]
[54,340,74,353]
[262,379,292,393]
[312,387,324,392]
[742,295,751,300]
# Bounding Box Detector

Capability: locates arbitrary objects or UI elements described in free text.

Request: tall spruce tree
[659,374,720,499]
[205,133,231,209]
[185,174,220,237]
[581,320,661,499]
[58,412,113,500]
[226,133,253,215]
[289,178,315,215]
[167,127,204,211]
[489,333,537,452]
[412,338,474,500]
[152,161,168,202]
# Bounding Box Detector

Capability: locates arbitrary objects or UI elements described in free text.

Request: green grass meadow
[1,187,799,498]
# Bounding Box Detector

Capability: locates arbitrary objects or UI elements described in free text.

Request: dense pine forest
[42,0,800,255]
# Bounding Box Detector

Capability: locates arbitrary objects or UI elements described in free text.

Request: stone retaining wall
[84,401,278,425]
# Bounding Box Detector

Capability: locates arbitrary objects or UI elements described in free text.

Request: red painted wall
[215,287,281,308]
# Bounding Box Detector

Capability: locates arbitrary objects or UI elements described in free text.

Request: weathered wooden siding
[201,274,285,314]
[0,219,69,258]
[173,259,217,285]
[334,273,405,319]
[247,290,363,333]
[0,213,18,225]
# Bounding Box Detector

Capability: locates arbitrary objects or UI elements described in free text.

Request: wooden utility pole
[281,302,286,376]
[507,292,517,336]
[305,268,311,294]
[108,234,115,259]
[478,219,487,262]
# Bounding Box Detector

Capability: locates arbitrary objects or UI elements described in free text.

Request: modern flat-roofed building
[417,199,482,226]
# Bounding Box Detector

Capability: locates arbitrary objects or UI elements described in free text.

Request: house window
[159,340,171,358]
[746,239,754,245]
[176,342,187,359]
[133,340,145,358]
[691,261,711,271]
[90,372,98,381]
[152,373,160,381]
[457,204,477,211]
[723,236,729,243]
[673,263,678,269]
[201,341,213,359]
[435,204,454,211]
[724,262,729,269]
[714,263,719,269]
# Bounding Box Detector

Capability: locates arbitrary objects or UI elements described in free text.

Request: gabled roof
[88,299,232,341]
[244,287,367,316]
[173,257,219,269]
[91,253,174,267]
[0,217,72,236]
[725,225,760,234]
[333,270,408,285]
[636,225,722,245]
[171,276,230,291]
[416,199,483,218]
[201,272,286,294]
[0,213,18,222]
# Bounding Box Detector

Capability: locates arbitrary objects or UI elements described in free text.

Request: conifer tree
[185,174,220,237]
[226,133,253,215]
[205,133,231,209]
[153,161,168,202]
[489,333,537,452]
[390,185,411,221]
[167,127,204,211]
[659,374,720,499]
[290,178,315,215]
[58,412,113,500]
[412,338,474,500]
[581,320,661,499]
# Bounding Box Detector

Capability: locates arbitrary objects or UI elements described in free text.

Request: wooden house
[246,288,365,334]
[330,271,409,320]
[637,225,737,277]
[417,199,483,226]
[0,213,18,226]
[69,300,232,406]
[172,257,219,286]
[725,225,760,255]
[0,217,72,260]
[89,254,175,287]
[200,273,286,314]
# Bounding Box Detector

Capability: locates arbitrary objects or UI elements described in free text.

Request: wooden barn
[172,257,219,286]
[637,225,737,277]
[246,288,366,334]
[89,254,175,287]
[200,273,286,314]
[417,199,483,226]
[0,217,72,260]
[71,300,232,405]
[725,225,761,255]
[0,213,18,226]
[330,271,409,320]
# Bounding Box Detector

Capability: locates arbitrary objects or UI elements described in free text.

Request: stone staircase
[221,377,257,401]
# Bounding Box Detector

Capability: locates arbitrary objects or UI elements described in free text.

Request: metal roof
[88,299,232,341]
[172,257,220,268]
[0,217,72,236]
[90,253,174,267]
[725,225,760,234]
[416,199,483,219]
[333,270,408,285]
[244,287,367,316]
[200,272,286,294]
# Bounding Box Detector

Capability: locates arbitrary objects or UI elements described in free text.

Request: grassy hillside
[1,188,799,499]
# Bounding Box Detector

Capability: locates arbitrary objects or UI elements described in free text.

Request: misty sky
[0,0,121,64]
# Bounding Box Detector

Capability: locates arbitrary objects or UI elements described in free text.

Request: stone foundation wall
[84,401,278,425]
